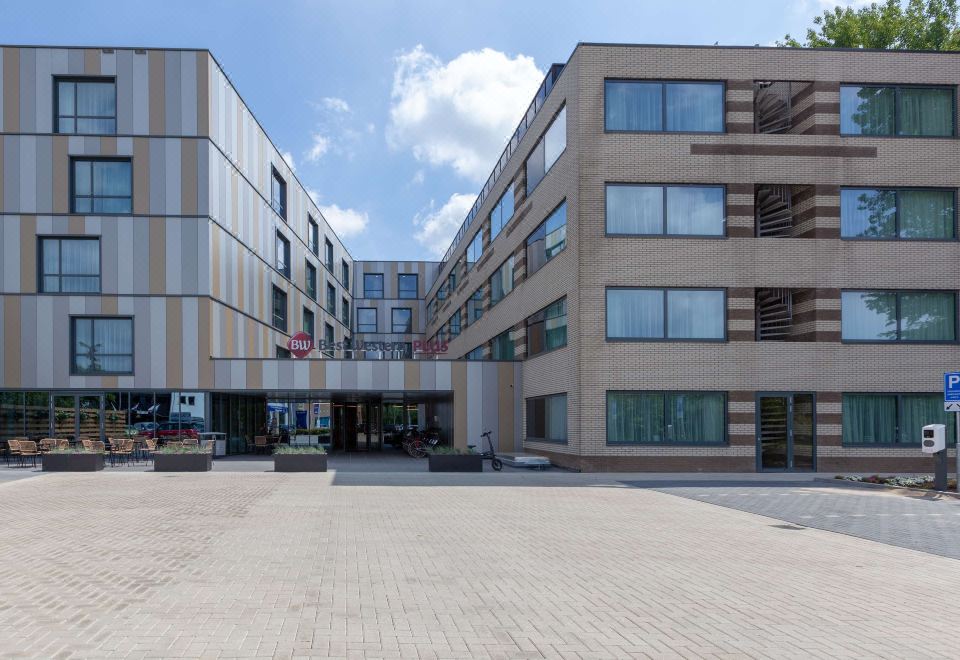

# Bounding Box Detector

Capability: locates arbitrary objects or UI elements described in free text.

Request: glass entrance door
[757,393,816,471]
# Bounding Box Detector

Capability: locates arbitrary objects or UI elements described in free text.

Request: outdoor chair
[39,438,57,453]
[57,439,70,450]
[143,438,157,462]
[17,440,40,468]
[90,441,106,453]
[110,438,132,466]
[253,435,268,455]
[6,438,23,465]
[81,438,95,451]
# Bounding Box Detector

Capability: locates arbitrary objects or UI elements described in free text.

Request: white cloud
[280,149,296,172]
[319,203,370,238]
[387,45,543,183]
[305,133,331,162]
[411,169,425,185]
[413,193,475,259]
[321,97,351,113]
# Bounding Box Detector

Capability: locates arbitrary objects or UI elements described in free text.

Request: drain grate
[770,524,806,530]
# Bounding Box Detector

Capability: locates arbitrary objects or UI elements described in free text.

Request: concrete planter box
[154,453,212,472]
[274,454,328,472]
[42,452,104,472]
[428,454,483,472]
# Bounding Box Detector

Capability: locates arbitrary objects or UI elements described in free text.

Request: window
[71,158,132,214]
[324,239,334,271]
[358,308,377,333]
[526,106,566,194]
[841,188,955,240]
[426,299,437,324]
[179,395,195,406]
[606,392,726,444]
[324,323,335,356]
[303,308,315,341]
[398,273,418,299]
[305,262,317,300]
[447,263,459,293]
[437,282,448,301]
[271,167,287,219]
[341,297,350,327]
[276,346,291,359]
[391,308,412,333]
[491,329,514,360]
[308,217,319,255]
[466,232,483,271]
[606,185,725,236]
[527,298,567,356]
[71,317,133,374]
[490,183,515,241]
[326,283,336,315]
[489,256,515,306]
[465,346,484,361]
[606,288,726,340]
[341,260,350,288]
[363,273,384,299]
[526,394,567,443]
[275,232,290,278]
[840,85,954,137]
[449,310,461,338]
[39,237,100,293]
[272,286,287,332]
[55,77,116,134]
[526,202,567,277]
[467,288,484,324]
[605,80,724,133]
[843,393,956,445]
[841,290,956,342]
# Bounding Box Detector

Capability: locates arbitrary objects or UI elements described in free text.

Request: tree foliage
[779,0,960,50]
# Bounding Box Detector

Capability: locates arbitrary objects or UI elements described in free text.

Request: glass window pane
[93,161,131,196]
[899,291,955,341]
[607,392,665,443]
[58,118,75,133]
[543,107,566,172]
[58,81,75,115]
[840,86,895,135]
[665,83,723,132]
[500,183,514,226]
[43,275,61,292]
[95,318,133,353]
[605,81,662,131]
[544,203,567,261]
[607,289,664,339]
[898,190,955,239]
[841,291,898,340]
[62,276,100,293]
[666,186,724,235]
[526,141,545,194]
[842,394,897,444]
[667,290,725,339]
[666,393,725,443]
[76,82,116,117]
[841,189,896,238]
[606,185,663,234]
[74,161,91,195]
[898,87,954,137]
[901,395,955,444]
[41,239,60,275]
[61,240,99,275]
[546,395,567,441]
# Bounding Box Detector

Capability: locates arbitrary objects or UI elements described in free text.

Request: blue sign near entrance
[945,372,960,402]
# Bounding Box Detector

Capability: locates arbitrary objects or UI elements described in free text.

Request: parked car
[132,421,158,433]
[148,422,199,439]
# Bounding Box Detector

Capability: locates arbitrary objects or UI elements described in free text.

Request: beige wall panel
[404,361,420,390]
[497,361,516,451]
[83,49,99,75]
[246,359,262,389]
[309,359,325,389]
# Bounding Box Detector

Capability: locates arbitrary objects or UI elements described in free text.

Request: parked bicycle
[401,427,440,458]
[468,430,502,471]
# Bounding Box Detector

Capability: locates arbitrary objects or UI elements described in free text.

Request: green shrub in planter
[43,449,104,472]
[428,446,483,472]
[154,445,211,472]
[274,445,327,472]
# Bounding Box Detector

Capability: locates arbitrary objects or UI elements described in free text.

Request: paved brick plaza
[1,471,958,659]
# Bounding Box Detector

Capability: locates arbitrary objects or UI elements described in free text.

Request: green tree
[779,0,960,50]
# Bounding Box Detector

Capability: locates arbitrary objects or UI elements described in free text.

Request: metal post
[935,449,948,491]
[956,411,959,490]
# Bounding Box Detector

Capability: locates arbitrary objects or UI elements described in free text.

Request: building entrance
[756,393,816,471]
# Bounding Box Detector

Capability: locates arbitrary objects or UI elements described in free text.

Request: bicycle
[468,430,502,471]
[401,427,440,458]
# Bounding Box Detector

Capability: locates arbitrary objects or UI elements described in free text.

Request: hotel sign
[286,334,448,358]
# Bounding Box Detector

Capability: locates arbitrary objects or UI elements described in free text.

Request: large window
[56,77,116,135]
[841,188,955,240]
[448,310,461,338]
[843,393,956,445]
[308,217,319,255]
[306,262,317,300]
[489,256,515,306]
[398,273,418,299]
[465,346,484,361]
[341,297,350,327]
[605,80,724,133]
[840,85,955,137]
[39,237,100,293]
[275,232,290,278]
[326,283,336,315]
[271,167,287,219]
[467,287,484,324]
[526,394,567,443]
[303,308,315,341]
[527,298,567,356]
[606,391,726,444]
[392,308,412,333]
[71,158,132,214]
[606,185,725,236]
[272,286,287,332]
[341,260,350,288]
[324,323,335,356]
[358,308,377,333]
[606,288,726,340]
[466,232,483,271]
[324,238,334,271]
[71,317,133,374]
[841,290,956,342]
[491,329,514,360]
[526,106,566,194]
[490,183,515,241]
[526,202,567,277]
[363,273,384,298]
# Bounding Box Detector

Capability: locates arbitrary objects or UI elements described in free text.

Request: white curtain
[899,292,955,341]
[607,289,663,338]
[606,185,662,234]
[667,290,724,339]
[665,83,723,132]
[666,187,724,235]
[605,81,662,131]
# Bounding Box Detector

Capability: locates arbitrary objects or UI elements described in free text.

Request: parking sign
[945,372,960,405]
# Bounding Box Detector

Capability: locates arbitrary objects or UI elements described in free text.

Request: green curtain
[901,395,956,444]
[898,88,954,137]
[666,393,725,443]
[843,395,897,444]
[607,393,663,443]
[898,190,954,239]
[899,292,956,341]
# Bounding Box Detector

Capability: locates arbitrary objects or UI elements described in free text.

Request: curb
[814,477,960,500]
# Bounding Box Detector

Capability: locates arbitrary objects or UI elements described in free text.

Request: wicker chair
[253,435,268,455]
[17,440,40,468]
[6,438,23,465]
[57,439,70,450]
[110,438,133,466]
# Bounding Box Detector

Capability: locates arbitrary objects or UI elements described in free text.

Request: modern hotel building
[1,43,958,471]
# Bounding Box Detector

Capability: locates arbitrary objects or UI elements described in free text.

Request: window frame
[270,167,287,220]
[341,297,350,327]
[357,307,378,333]
[37,236,102,294]
[69,315,135,376]
[605,286,729,342]
[275,231,291,279]
[604,183,727,238]
[603,79,727,135]
[54,76,117,135]
[525,200,568,279]
[271,286,288,333]
[839,83,957,138]
[841,392,956,446]
[391,307,413,334]
[70,156,133,215]
[341,260,350,289]
[489,255,515,307]
[363,273,385,299]
[305,261,317,300]
[324,238,334,271]
[308,216,319,256]
[840,289,959,344]
[303,307,315,341]
[397,273,419,300]
[490,182,515,242]
[525,105,567,196]
[466,231,484,271]
[525,393,568,444]
[526,297,568,358]
[323,323,335,357]
[839,186,958,242]
[605,390,729,446]
[490,329,515,360]
[326,282,337,316]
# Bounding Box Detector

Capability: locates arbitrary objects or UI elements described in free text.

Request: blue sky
[1,0,858,260]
